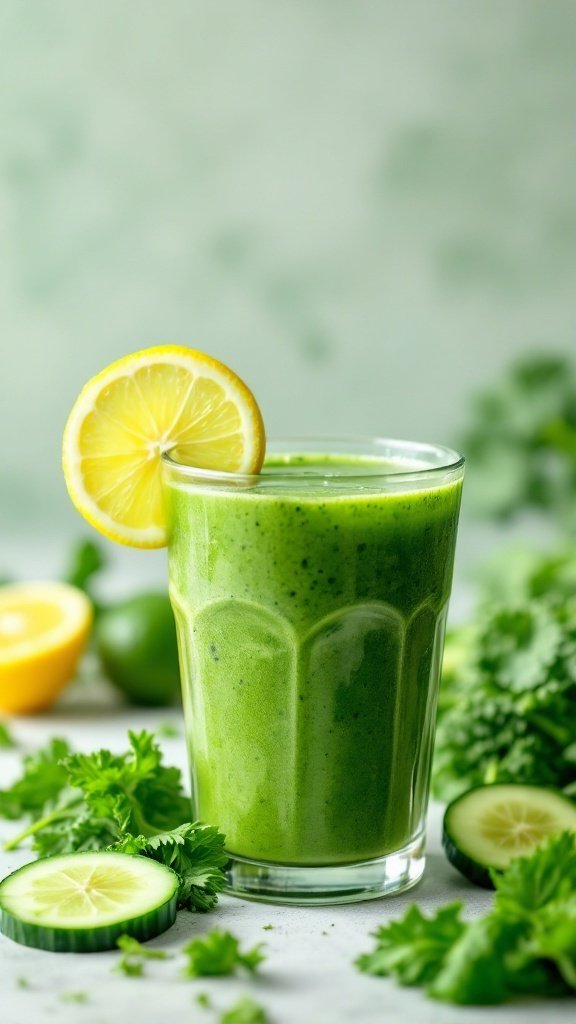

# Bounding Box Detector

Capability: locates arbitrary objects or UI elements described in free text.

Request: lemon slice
[62,346,265,548]
[0,582,92,713]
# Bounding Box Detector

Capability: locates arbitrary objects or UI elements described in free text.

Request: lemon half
[0,582,92,713]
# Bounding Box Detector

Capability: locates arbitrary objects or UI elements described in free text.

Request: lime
[95,593,181,707]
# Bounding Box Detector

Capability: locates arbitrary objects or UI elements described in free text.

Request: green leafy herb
[195,992,211,1009]
[0,738,72,821]
[111,822,227,912]
[356,904,465,985]
[2,730,189,852]
[114,934,171,977]
[182,929,265,978]
[220,996,269,1024]
[0,731,226,912]
[435,572,576,801]
[0,722,15,749]
[356,832,576,1005]
[460,353,576,527]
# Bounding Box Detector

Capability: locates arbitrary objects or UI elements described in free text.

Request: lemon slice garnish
[62,346,265,548]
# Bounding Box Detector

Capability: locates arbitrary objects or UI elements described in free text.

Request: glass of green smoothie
[162,437,464,904]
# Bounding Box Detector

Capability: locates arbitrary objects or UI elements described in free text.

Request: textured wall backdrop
[1,2,575,578]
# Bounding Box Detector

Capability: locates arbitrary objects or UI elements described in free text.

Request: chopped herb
[220,995,269,1024]
[16,976,31,989]
[156,722,181,738]
[60,991,88,1003]
[262,924,274,931]
[356,832,576,1004]
[114,934,171,977]
[182,929,265,978]
[195,992,211,1009]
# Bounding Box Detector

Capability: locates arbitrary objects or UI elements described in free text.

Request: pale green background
[1,1,575,581]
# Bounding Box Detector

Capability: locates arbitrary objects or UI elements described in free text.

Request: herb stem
[3,800,82,852]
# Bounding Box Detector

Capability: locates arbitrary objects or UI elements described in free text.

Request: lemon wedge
[0,582,92,713]
[62,346,265,548]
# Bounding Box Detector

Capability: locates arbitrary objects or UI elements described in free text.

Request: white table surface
[0,678,572,1024]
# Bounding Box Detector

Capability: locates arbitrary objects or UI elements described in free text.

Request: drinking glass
[162,437,464,904]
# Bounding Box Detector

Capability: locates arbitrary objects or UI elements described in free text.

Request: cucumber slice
[0,851,178,952]
[443,784,576,889]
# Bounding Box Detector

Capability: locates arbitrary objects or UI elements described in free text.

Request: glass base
[224,832,426,906]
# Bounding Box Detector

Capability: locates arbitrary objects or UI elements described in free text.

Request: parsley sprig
[434,550,576,801]
[0,730,227,911]
[113,823,227,912]
[356,832,576,1004]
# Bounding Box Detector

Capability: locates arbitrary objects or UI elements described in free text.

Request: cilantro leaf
[110,822,227,912]
[220,996,269,1024]
[182,929,265,978]
[356,904,465,985]
[114,934,171,977]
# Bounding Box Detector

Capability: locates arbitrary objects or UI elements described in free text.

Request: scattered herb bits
[220,996,269,1024]
[114,933,172,976]
[182,929,265,978]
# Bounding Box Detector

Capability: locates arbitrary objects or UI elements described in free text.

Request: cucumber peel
[443,783,576,888]
[0,851,178,952]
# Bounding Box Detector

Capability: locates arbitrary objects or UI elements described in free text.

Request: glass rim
[161,435,465,486]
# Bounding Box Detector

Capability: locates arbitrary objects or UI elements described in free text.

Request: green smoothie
[164,451,462,867]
